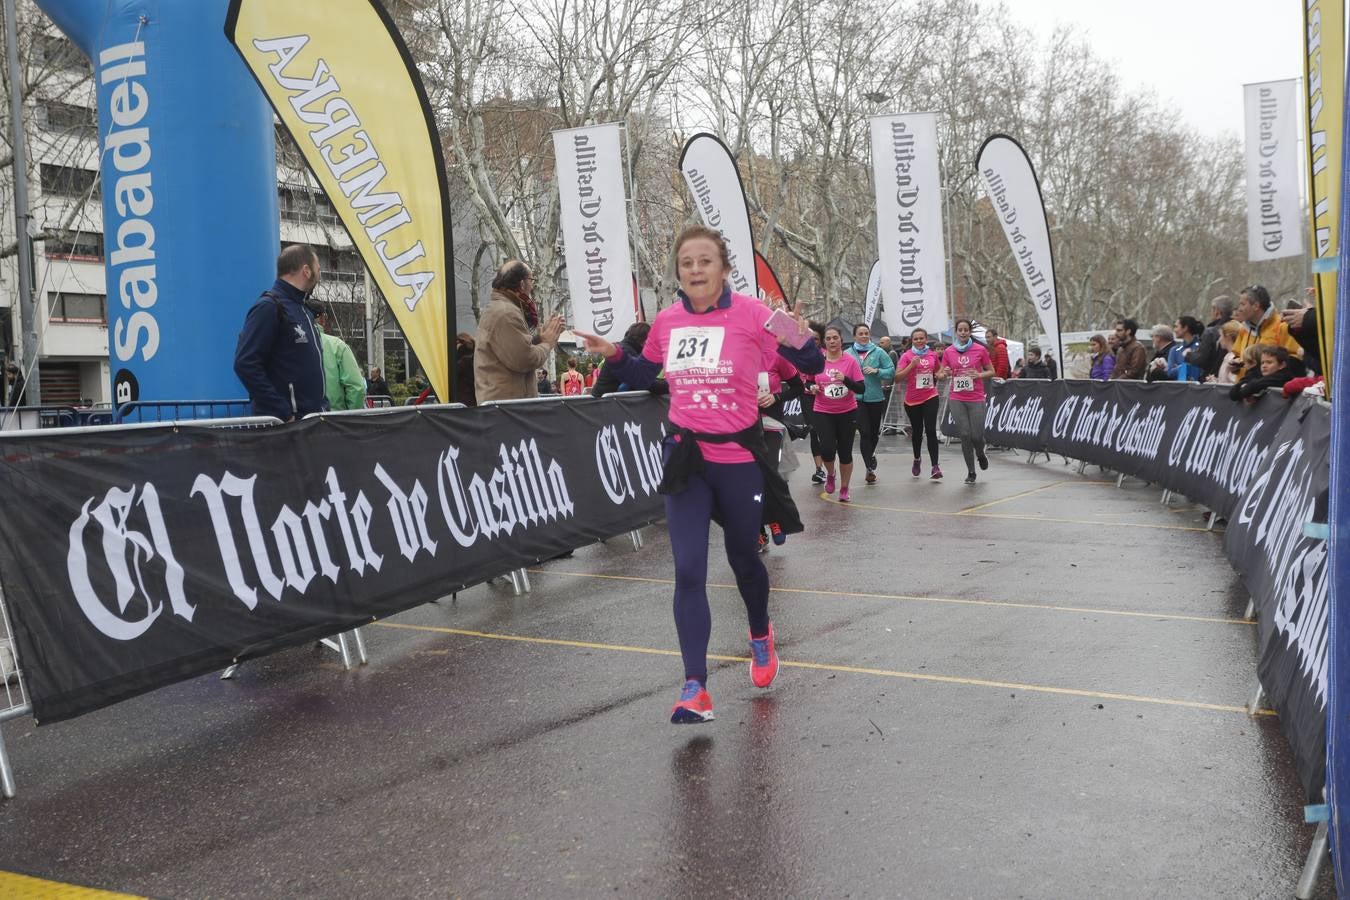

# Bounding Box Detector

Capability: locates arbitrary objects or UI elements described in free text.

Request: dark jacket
[5,372,25,407]
[233,279,327,419]
[1289,308,1322,376]
[1189,315,1231,379]
[1112,338,1147,380]
[1144,343,1174,383]
[593,337,669,398]
[659,423,803,534]
[455,349,477,406]
[1020,359,1052,380]
[367,376,389,397]
[1229,366,1299,401]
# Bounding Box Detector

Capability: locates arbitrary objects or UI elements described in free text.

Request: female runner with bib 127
[939,318,995,484]
[573,225,824,724]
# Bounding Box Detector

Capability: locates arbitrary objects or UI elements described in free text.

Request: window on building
[314,246,363,283]
[47,292,106,324]
[278,186,340,226]
[38,101,97,138]
[44,231,104,260]
[34,35,89,73]
[40,164,99,198]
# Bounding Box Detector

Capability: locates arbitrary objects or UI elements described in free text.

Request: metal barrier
[0,580,31,799]
[366,394,394,408]
[115,399,253,423]
[0,405,83,431]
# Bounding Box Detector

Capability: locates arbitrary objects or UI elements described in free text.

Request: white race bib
[665,326,725,373]
[915,373,934,390]
[953,375,975,393]
[823,382,850,400]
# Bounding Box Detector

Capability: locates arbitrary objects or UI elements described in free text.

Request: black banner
[975,379,1330,797]
[0,396,669,724]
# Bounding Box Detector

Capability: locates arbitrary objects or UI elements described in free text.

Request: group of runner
[800,318,994,492]
[574,226,996,724]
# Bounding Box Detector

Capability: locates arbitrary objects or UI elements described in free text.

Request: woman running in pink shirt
[810,325,866,501]
[939,318,996,484]
[573,226,823,724]
[894,326,943,480]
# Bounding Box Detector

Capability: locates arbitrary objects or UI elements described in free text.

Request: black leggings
[813,409,857,465]
[856,400,886,470]
[803,392,822,459]
[904,397,940,466]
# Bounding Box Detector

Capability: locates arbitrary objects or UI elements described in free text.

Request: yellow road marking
[373,621,1276,716]
[957,480,1071,513]
[820,492,1212,532]
[0,871,143,899]
[527,570,1254,627]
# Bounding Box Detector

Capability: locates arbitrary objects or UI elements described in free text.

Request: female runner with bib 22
[572,226,824,724]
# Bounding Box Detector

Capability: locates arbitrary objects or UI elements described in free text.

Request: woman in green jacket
[847,323,896,484]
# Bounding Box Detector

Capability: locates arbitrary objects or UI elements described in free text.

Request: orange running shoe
[670,679,714,723]
[749,622,780,688]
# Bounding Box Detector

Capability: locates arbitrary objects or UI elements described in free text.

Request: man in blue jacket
[233,245,328,421]
[1166,316,1204,382]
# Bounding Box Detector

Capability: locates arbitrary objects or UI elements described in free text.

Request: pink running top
[811,353,864,415]
[942,343,993,402]
[898,348,940,405]
[643,291,780,463]
[764,350,798,395]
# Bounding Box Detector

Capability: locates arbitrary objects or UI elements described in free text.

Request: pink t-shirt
[942,343,993,402]
[643,291,778,463]
[764,350,797,394]
[899,349,940,405]
[811,353,864,414]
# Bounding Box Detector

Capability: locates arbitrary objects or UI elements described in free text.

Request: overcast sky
[1010,0,1306,139]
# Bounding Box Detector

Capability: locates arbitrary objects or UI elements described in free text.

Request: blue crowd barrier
[114,400,253,424]
[0,406,83,431]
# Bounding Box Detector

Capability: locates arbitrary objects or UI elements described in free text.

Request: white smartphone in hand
[764,309,810,349]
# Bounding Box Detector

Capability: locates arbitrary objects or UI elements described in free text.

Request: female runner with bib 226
[938,318,995,484]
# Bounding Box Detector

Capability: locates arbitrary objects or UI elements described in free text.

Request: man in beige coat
[474,260,566,402]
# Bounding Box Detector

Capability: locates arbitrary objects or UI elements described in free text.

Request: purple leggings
[664,460,770,684]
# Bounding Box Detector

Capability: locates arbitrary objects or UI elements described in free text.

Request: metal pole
[363,268,375,370]
[622,123,644,320]
[941,159,956,326]
[1295,820,1329,898]
[3,0,39,404]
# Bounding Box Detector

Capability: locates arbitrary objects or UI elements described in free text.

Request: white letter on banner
[374,464,438,561]
[66,483,191,641]
[436,446,480,547]
[190,472,285,606]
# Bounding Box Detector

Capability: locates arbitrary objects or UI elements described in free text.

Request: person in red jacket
[985,326,1011,379]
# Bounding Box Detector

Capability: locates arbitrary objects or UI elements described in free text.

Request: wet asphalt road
[0,436,1333,898]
